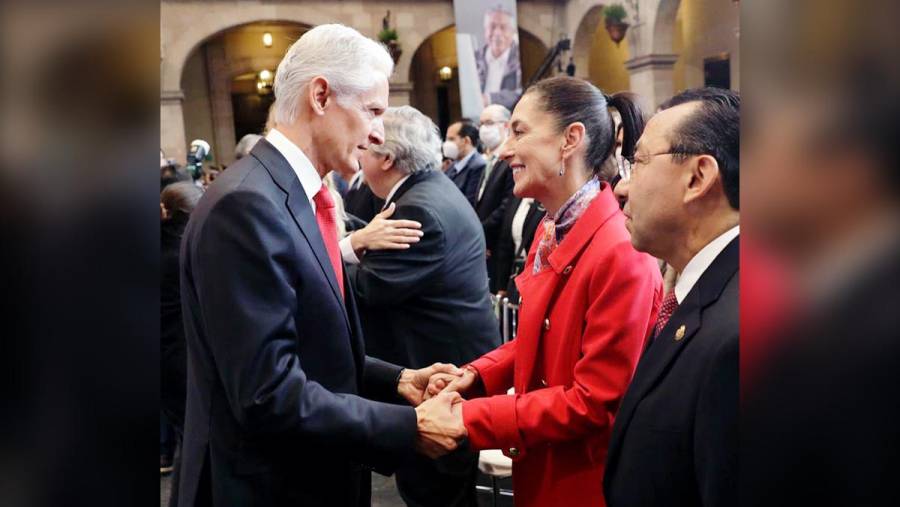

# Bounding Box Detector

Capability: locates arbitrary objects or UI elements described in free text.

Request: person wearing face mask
[443,120,486,207]
[424,77,663,507]
[475,104,516,292]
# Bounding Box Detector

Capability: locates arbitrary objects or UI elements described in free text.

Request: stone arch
[572,4,606,80]
[406,24,549,131]
[162,6,323,93]
[570,4,631,93]
[652,0,681,55]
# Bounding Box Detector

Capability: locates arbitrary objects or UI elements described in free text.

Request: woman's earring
[558,158,566,176]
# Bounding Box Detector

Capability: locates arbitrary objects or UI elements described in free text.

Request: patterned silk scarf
[533,176,602,274]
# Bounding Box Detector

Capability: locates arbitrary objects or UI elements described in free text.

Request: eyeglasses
[618,150,698,183]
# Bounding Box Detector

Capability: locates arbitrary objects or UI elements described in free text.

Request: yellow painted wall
[588,14,631,94]
[672,0,740,92]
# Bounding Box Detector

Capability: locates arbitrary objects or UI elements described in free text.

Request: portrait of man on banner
[473,4,521,110]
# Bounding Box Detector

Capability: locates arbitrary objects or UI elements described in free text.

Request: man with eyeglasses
[604,87,740,507]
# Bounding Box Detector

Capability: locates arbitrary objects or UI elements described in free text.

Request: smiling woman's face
[498,92,565,201]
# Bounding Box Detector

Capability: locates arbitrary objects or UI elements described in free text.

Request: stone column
[388,82,415,107]
[204,39,236,168]
[161,90,187,164]
[624,53,678,112]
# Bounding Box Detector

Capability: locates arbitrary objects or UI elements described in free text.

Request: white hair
[371,106,442,175]
[273,24,394,125]
[234,134,262,160]
[481,104,511,123]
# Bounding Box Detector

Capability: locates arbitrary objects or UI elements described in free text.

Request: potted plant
[378,12,402,64]
[603,4,630,46]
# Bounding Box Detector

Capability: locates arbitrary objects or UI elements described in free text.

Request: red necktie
[312,184,344,299]
[653,291,679,338]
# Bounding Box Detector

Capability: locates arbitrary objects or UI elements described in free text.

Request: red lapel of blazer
[512,185,622,390]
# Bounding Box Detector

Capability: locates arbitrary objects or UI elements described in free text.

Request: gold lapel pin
[674,325,686,341]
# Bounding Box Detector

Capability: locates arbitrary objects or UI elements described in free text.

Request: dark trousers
[395,448,478,507]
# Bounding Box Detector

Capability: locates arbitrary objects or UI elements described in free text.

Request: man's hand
[425,366,478,400]
[349,203,423,254]
[414,391,467,459]
[398,362,462,406]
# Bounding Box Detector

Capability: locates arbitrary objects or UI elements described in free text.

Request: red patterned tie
[312,184,344,299]
[653,291,679,338]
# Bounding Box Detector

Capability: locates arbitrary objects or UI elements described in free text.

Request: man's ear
[307,76,332,116]
[683,154,722,205]
[561,122,586,160]
[380,153,394,172]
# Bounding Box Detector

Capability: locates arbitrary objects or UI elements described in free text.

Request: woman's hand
[425,367,478,400]
[349,203,423,254]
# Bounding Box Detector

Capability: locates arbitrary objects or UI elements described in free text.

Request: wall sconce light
[257,69,274,95]
[439,66,453,81]
[262,32,273,48]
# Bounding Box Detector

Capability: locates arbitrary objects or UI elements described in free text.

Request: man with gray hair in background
[178,24,466,506]
[474,5,522,110]
[348,106,500,506]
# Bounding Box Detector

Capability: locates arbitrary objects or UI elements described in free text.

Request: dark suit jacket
[492,196,543,294]
[348,169,500,369]
[161,213,189,434]
[447,151,486,208]
[742,238,900,507]
[343,179,384,224]
[178,139,417,507]
[475,41,522,111]
[604,237,739,507]
[476,158,515,253]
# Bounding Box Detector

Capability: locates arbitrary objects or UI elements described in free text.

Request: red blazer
[462,185,662,507]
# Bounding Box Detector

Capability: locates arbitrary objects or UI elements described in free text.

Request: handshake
[396,363,480,458]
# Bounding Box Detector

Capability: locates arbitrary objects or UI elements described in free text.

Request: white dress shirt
[340,174,412,265]
[265,128,322,213]
[485,46,510,94]
[674,225,740,304]
[511,198,535,256]
[348,170,364,191]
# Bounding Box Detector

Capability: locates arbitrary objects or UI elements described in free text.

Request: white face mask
[479,124,504,151]
[442,140,460,161]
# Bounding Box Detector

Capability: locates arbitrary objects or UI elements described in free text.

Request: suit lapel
[251,140,350,331]
[606,237,740,471]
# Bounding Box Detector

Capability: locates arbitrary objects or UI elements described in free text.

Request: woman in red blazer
[430,77,662,506]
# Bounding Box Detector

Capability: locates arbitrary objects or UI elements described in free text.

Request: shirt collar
[265,128,322,205]
[383,174,412,207]
[674,225,740,304]
[454,149,477,173]
[486,45,511,66]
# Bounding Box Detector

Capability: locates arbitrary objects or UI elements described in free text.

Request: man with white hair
[178,24,466,506]
[233,133,262,161]
[348,106,500,506]
[475,104,515,292]
[474,5,522,110]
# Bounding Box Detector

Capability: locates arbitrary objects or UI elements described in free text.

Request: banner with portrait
[452,0,522,119]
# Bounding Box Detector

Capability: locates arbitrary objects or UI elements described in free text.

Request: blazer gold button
[674,325,686,340]
[543,318,550,330]
[563,265,573,275]
[509,447,519,456]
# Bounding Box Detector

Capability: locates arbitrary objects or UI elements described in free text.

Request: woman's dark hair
[526,76,645,176]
